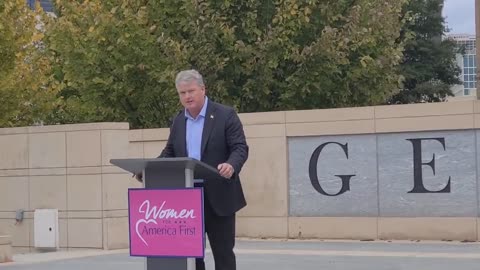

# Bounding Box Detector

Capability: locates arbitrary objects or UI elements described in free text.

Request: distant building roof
[446,33,476,41]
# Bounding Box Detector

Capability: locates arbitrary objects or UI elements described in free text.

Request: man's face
[177,80,206,116]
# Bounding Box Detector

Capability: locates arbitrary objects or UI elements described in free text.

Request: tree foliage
[44,1,185,127]
[388,0,461,104]
[44,0,408,128]
[0,0,58,127]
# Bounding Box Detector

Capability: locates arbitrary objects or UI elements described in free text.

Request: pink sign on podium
[128,188,204,258]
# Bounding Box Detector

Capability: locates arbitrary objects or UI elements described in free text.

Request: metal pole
[185,167,195,270]
[476,0,480,98]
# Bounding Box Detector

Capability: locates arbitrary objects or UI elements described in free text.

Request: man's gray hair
[175,69,205,88]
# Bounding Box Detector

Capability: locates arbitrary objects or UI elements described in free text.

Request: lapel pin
[210,115,214,119]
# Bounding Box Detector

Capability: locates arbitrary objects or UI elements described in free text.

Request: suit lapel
[176,114,187,157]
[201,101,216,156]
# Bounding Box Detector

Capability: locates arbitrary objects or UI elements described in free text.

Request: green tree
[46,0,408,128]
[388,0,461,104]
[44,0,186,128]
[181,0,409,112]
[0,0,58,127]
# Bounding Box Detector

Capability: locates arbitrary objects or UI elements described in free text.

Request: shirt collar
[185,96,208,120]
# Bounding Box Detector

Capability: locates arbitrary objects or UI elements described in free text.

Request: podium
[110,157,221,270]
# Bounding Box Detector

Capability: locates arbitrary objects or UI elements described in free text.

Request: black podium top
[110,157,221,179]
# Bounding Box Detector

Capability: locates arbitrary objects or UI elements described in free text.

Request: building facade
[27,0,53,12]
[448,34,477,97]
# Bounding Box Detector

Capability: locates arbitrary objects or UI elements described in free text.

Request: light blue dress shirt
[185,97,208,184]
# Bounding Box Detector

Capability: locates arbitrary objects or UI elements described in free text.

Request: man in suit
[150,69,249,270]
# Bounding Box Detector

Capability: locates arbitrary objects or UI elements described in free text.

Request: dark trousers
[195,187,236,270]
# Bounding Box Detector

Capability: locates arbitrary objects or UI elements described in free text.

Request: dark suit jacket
[158,100,249,216]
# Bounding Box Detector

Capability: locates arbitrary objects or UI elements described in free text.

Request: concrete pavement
[2,239,480,270]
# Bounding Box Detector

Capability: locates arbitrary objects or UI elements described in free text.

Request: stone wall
[1,100,480,252]
[0,235,12,262]
[0,123,138,252]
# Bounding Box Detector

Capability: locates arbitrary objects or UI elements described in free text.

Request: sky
[443,0,475,34]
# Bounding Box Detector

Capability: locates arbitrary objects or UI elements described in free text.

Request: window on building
[462,53,477,96]
[26,0,54,13]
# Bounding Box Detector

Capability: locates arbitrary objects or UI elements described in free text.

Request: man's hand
[217,163,234,179]
[132,172,143,182]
